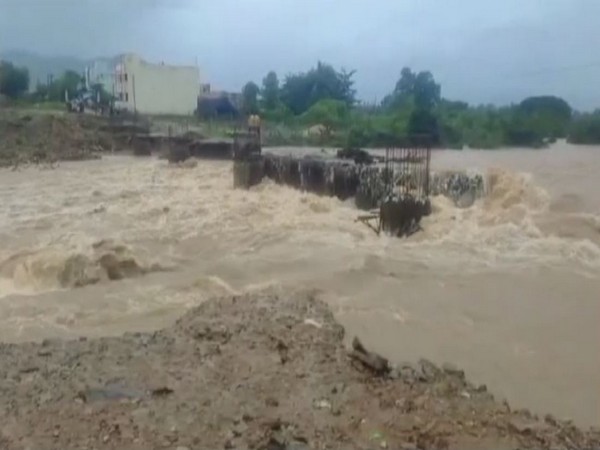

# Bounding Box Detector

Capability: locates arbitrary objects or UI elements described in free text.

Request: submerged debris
[349,337,390,375]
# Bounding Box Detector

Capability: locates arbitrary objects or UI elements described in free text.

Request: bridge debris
[232,128,264,189]
[349,337,390,375]
[430,170,486,208]
[231,136,485,237]
[256,145,433,237]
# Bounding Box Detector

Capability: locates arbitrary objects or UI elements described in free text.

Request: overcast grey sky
[1,0,600,110]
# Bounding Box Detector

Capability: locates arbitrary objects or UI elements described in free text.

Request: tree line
[0,61,108,104]
[240,63,600,148]
[2,58,599,147]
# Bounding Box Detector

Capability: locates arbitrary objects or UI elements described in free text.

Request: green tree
[337,68,356,104]
[32,82,49,101]
[90,83,112,105]
[346,113,397,148]
[262,102,293,123]
[241,81,260,115]
[279,73,311,115]
[302,99,349,135]
[407,109,440,144]
[382,68,442,144]
[568,112,600,144]
[503,113,544,147]
[385,67,440,112]
[280,62,355,115]
[395,67,416,97]
[516,96,572,138]
[0,61,30,98]
[224,62,590,150]
[261,71,280,110]
[413,71,441,110]
[46,70,83,101]
[439,99,469,113]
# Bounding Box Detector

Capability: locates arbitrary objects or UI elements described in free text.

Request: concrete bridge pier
[233,157,264,189]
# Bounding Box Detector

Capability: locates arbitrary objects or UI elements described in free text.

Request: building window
[125,92,129,102]
[124,73,128,82]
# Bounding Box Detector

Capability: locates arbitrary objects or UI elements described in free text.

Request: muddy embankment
[0,290,598,450]
[0,109,235,168]
[0,112,115,168]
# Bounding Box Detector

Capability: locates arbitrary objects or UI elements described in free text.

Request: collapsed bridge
[232,134,485,237]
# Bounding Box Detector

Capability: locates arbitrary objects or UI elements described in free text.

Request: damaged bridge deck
[157,127,485,238]
[233,137,437,237]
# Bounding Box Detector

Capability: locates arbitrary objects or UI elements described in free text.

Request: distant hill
[0,50,117,90]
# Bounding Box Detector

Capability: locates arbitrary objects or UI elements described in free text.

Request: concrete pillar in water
[233,157,264,189]
[232,127,263,189]
[379,197,431,237]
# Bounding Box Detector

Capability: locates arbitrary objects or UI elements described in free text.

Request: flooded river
[0,143,599,427]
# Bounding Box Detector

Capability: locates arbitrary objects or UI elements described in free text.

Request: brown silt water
[0,142,599,427]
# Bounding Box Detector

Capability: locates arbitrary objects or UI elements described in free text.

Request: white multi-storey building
[107,53,200,115]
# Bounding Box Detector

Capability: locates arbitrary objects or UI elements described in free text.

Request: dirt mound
[0,111,113,167]
[0,290,598,449]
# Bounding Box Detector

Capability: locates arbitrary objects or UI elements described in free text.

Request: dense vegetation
[32,70,84,102]
[0,61,109,105]
[568,111,600,144]
[0,61,30,99]
[240,62,600,148]
[2,58,599,147]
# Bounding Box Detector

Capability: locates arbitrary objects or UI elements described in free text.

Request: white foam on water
[1,148,600,427]
[2,154,599,298]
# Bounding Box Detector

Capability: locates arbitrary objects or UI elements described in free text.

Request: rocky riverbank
[0,289,598,450]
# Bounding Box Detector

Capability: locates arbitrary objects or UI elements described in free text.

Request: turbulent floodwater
[1,143,599,427]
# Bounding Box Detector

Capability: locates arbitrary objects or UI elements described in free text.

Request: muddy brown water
[0,142,599,428]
